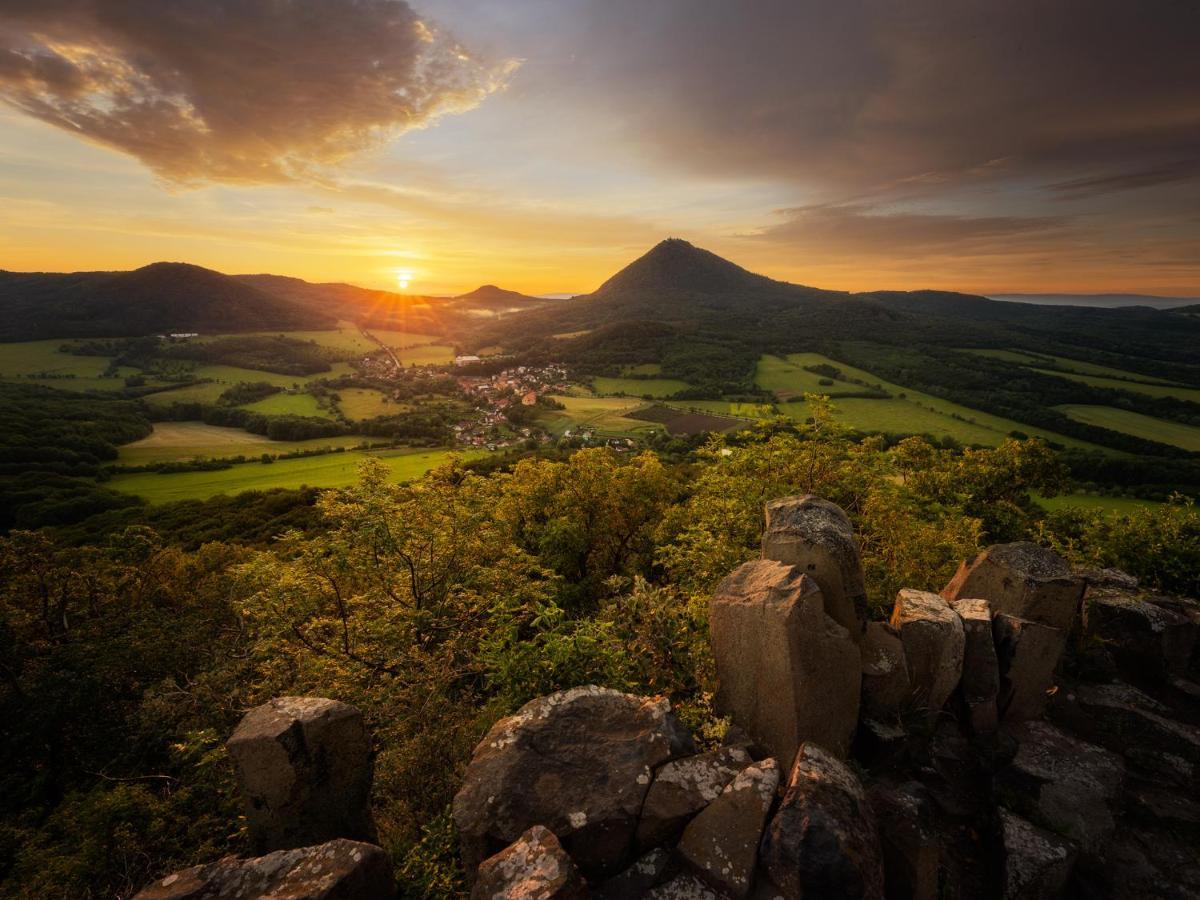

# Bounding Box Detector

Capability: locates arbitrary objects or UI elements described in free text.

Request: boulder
[997,810,1077,900]
[1047,681,1200,766]
[677,758,780,899]
[133,839,394,900]
[225,697,374,853]
[471,826,588,900]
[710,560,860,762]
[1076,567,1139,592]
[992,615,1063,722]
[761,495,868,640]
[645,874,724,899]
[952,599,999,734]
[635,746,753,848]
[997,720,1124,853]
[594,849,675,899]
[1084,589,1197,687]
[866,780,939,900]
[452,686,694,879]
[860,621,913,720]
[889,589,964,714]
[761,743,885,900]
[941,542,1084,633]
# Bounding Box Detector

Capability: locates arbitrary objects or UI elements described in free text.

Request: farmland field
[0,339,144,390]
[141,362,356,406]
[117,422,371,465]
[592,376,690,398]
[628,404,749,435]
[1055,405,1200,452]
[241,391,332,418]
[108,447,484,503]
[537,395,662,438]
[958,347,1200,400]
[395,344,455,366]
[670,400,776,419]
[1031,369,1200,403]
[369,329,443,349]
[192,323,375,355]
[338,388,398,420]
[755,355,879,399]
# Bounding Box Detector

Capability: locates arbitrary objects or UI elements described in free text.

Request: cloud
[0,0,515,183]
[750,204,1069,256]
[1048,159,1200,200]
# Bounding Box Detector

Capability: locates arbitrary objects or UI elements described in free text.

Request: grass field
[628,405,748,435]
[117,422,371,465]
[763,353,1109,451]
[1031,368,1200,403]
[241,391,332,418]
[370,329,443,349]
[141,362,356,407]
[670,400,777,419]
[108,447,483,503]
[537,395,662,438]
[192,323,375,355]
[0,339,145,390]
[1034,492,1165,514]
[755,355,877,399]
[1055,405,1200,451]
[338,388,398,420]
[958,347,1200,401]
[394,344,455,366]
[592,376,691,398]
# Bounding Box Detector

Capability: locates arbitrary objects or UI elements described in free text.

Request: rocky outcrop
[889,589,964,715]
[133,839,394,900]
[710,560,860,761]
[594,849,674,899]
[761,495,868,640]
[760,743,885,900]
[676,759,779,898]
[942,542,1085,632]
[860,621,912,720]
[997,810,1077,900]
[867,780,939,900]
[453,686,694,879]
[993,614,1063,722]
[1083,588,1197,688]
[636,746,753,848]
[472,826,588,900]
[953,598,1000,734]
[226,697,375,854]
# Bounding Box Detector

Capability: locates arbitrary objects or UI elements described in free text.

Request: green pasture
[116,422,371,465]
[537,395,661,439]
[395,344,455,366]
[338,388,399,420]
[1031,369,1200,403]
[241,392,332,419]
[592,376,690,398]
[1055,405,1200,452]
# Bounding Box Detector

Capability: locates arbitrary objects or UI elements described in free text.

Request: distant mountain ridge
[988,293,1200,310]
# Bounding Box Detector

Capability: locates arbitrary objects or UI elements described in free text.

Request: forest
[1,403,1196,898]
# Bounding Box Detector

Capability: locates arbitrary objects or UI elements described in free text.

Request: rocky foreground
[135,495,1199,899]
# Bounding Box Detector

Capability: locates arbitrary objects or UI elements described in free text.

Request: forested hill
[0,263,334,341]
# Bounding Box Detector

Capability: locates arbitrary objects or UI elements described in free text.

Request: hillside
[455,284,543,305]
[0,263,334,341]
[236,273,450,333]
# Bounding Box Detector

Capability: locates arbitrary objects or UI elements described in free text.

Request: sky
[1,0,1198,297]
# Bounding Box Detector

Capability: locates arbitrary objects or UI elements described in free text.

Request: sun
[396,269,412,290]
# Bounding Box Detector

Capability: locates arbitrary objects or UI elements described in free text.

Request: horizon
[2,1,1199,297]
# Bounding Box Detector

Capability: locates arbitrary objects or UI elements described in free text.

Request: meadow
[1055,405,1200,452]
[117,422,371,465]
[591,375,691,397]
[537,395,663,439]
[108,447,482,503]
[337,388,400,420]
[240,391,333,419]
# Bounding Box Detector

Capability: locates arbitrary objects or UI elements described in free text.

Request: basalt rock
[677,758,780,899]
[889,589,964,715]
[992,615,1063,722]
[861,621,913,720]
[225,697,375,854]
[942,542,1084,633]
[997,720,1124,854]
[761,495,868,641]
[866,780,939,900]
[471,826,588,900]
[1047,681,1200,767]
[133,839,394,900]
[761,743,885,900]
[594,848,675,900]
[1084,589,1197,688]
[636,745,753,849]
[710,560,860,762]
[997,810,1077,900]
[452,686,694,880]
[953,599,1000,734]
[644,874,723,899]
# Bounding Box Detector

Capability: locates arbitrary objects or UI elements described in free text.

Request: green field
[370,329,443,349]
[0,339,146,390]
[958,347,1200,401]
[142,362,356,406]
[1055,405,1200,451]
[192,323,375,355]
[108,447,483,503]
[592,376,691,398]
[117,422,371,465]
[669,400,777,419]
[755,355,877,399]
[538,395,662,438]
[1031,368,1200,403]
[762,353,1108,451]
[338,388,398,420]
[395,344,455,366]
[1034,492,1165,514]
[241,391,332,418]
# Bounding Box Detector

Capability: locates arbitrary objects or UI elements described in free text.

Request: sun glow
[396,269,412,290]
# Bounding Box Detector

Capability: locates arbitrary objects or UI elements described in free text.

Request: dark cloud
[1048,159,1200,200]
[555,0,1200,196]
[0,0,514,183]
[751,204,1069,254]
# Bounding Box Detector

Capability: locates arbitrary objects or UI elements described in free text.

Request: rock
[889,589,964,714]
[997,720,1124,853]
[1088,826,1200,900]
[710,560,860,762]
[866,780,939,900]
[761,743,885,900]
[471,826,588,900]
[1075,566,1139,591]
[852,718,908,766]
[1084,589,1197,687]
[992,615,1063,722]
[941,542,1084,633]
[452,686,694,879]
[952,599,999,734]
[997,810,1077,900]
[133,839,394,900]
[860,621,913,720]
[594,848,675,899]
[1046,681,1200,765]
[635,746,753,848]
[644,874,724,900]
[677,758,780,899]
[225,697,375,853]
[761,495,868,640]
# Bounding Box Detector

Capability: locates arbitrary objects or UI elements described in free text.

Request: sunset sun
[396,270,412,290]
